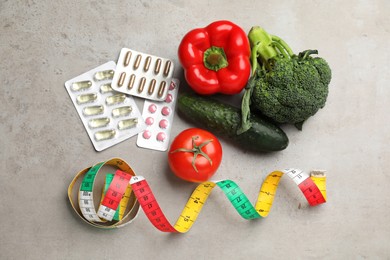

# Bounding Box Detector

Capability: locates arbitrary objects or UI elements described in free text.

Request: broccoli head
[251,49,331,128]
[238,27,332,132]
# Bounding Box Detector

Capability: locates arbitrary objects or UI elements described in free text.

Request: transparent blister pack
[111,48,175,102]
[65,61,146,151]
[137,79,180,151]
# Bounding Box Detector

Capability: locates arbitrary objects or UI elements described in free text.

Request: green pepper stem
[203,46,228,71]
[170,136,213,173]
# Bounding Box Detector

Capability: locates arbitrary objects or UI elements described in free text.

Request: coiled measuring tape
[68,158,327,232]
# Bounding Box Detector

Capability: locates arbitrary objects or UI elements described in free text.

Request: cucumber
[177,93,289,152]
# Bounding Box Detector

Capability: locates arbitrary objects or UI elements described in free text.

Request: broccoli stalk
[238,27,293,134]
[238,26,331,133]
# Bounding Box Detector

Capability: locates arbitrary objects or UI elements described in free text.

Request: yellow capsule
[117,72,126,87]
[76,93,97,104]
[71,80,92,91]
[94,129,116,141]
[148,79,156,95]
[83,105,104,116]
[124,50,132,66]
[154,58,162,74]
[163,60,172,77]
[158,81,166,97]
[118,118,138,130]
[138,77,146,93]
[134,54,142,70]
[128,74,136,90]
[100,83,113,94]
[106,94,126,105]
[93,70,114,81]
[112,106,132,118]
[88,117,110,128]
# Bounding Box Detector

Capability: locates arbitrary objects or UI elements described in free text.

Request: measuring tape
[68,158,327,232]
[68,158,140,228]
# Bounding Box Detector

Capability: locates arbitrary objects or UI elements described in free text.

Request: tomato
[168,128,222,183]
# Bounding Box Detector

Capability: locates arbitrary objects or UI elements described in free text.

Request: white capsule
[83,105,104,116]
[100,83,113,94]
[88,117,110,129]
[71,80,92,91]
[106,94,126,106]
[76,93,97,104]
[118,118,138,130]
[93,70,114,81]
[112,106,132,118]
[94,129,116,141]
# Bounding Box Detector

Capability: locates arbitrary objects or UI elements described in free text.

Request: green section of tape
[217,180,261,220]
[80,162,104,192]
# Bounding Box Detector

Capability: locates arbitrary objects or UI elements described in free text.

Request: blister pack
[65,61,146,151]
[111,48,175,102]
[137,78,180,151]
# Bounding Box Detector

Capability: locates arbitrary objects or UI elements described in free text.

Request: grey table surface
[1,0,389,259]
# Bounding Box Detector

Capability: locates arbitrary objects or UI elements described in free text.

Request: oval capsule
[100,83,113,94]
[148,79,156,95]
[93,70,114,81]
[144,56,151,72]
[128,74,136,90]
[118,118,138,130]
[154,58,162,74]
[88,117,110,129]
[163,60,172,77]
[83,105,104,116]
[71,80,92,92]
[112,106,132,118]
[117,72,126,87]
[134,54,142,70]
[76,93,97,104]
[106,94,126,105]
[94,129,116,141]
[157,81,166,98]
[138,77,146,93]
[124,50,132,66]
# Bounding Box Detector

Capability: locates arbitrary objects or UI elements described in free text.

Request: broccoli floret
[252,50,331,127]
[238,27,332,132]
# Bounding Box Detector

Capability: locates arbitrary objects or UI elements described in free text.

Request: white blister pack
[65,61,146,151]
[111,48,175,102]
[137,78,180,151]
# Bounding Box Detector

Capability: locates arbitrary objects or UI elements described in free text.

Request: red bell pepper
[178,20,251,95]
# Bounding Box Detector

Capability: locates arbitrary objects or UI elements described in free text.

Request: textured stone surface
[1,0,389,259]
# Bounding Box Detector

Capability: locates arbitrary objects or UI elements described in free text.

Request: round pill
[159,119,169,129]
[148,104,157,113]
[143,130,152,139]
[156,132,166,142]
[161,106,170,116]
[165,93,173,103]
[145,117,154,125]
[169,81,176,90]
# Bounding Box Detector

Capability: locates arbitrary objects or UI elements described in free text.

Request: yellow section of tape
[310,171,327,200]
[174,182,216,233]
[255,171,283,218]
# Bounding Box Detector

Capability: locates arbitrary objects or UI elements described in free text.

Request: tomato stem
[170,136,213,173]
